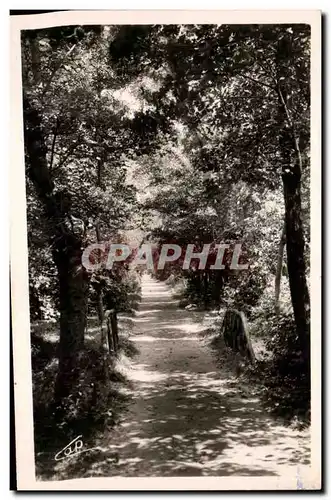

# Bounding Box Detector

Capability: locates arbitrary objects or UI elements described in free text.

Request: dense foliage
[22,23,311,431]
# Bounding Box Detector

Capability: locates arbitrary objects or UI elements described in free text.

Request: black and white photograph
[10,10,321,490]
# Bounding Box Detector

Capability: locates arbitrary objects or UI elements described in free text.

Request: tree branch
[52,141,82,173]
[240,73,277,92]
[49,117,60,171]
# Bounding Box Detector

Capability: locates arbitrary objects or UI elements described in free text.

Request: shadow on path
[51,276,310,479]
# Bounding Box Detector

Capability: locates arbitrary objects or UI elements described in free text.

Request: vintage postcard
[10,10,321,491]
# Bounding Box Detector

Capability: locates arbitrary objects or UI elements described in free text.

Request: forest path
[58,275,310,481]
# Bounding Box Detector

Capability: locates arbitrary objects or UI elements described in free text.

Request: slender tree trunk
[96,291,104,324]
[95,221,105,321]
[95,222,106,347]
[282,162,310,359]
[203,270,209,308]
[29,34,40,85]
[279,122,310,360]
[193,270,201,300]
[95,137,106,339]
[213,270,224,307]
[276,36,310,362]
[275,223,286,313]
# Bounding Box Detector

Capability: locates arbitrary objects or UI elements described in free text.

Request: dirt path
[54,275,310,480]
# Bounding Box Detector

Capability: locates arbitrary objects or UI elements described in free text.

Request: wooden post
[221,309,255,363]
[105,309,119,355]
[106,311,113,354]
[110,310,119,353]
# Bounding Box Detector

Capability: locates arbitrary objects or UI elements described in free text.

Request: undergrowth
[31,317,138,476]
[252,308,310,425]
[210,304,310,427]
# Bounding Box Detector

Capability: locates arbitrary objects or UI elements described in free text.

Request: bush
[221,269,268,317]
[253,309,310,424]
[31,325,135,461]
[90,269,142,314]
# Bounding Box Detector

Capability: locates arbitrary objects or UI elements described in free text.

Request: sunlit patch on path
[54,275,311,479]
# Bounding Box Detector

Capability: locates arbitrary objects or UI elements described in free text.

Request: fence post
[106,311,113,354]
[110,310,119,353]
[105,309,119,355]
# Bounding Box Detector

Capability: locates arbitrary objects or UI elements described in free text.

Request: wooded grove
[20,23,311,479]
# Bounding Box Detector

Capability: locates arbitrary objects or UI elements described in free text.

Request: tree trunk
[54,254,89,399]
[282,167,310,359]
[192,269,201,300]
[275,223,286,313]
[276,37,310,361]
[96,292,104,324]
[213,270,224,307]
[203,270,209,308]
[279,123,310,361]
[23,97,89,399]
[95,222,105,326]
